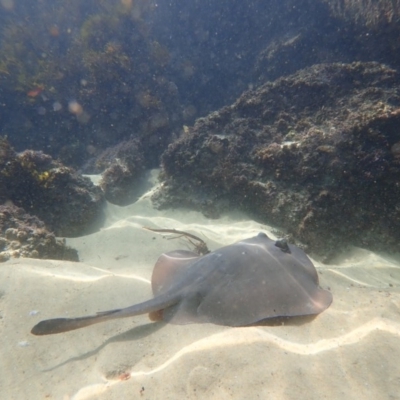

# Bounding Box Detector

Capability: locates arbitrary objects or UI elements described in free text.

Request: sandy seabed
[1,172,399,400]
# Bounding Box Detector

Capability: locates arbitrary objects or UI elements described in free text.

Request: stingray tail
[30,309,121,335]
[31,293,180,335]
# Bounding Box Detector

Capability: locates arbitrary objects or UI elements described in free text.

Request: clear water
[1,1,400,399]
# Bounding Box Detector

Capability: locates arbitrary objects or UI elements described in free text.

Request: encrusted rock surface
[1,137,105,237]
[0,204,78,262]
[82,138,146,206]
[153,62,400,260]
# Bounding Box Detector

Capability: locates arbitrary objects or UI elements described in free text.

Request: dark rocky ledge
[153,62,400,260]
[0,137,105,237]
[0,204,78,262]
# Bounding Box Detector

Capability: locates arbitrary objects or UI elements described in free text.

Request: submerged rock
[0,137,105,237]
[95,139,145,206]
[154,62,400,260]
[0,204,78,263]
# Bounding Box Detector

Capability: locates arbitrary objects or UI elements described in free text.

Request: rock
[81,138,146,206]
[0,204,79,262]
[0,137,105,237]
[97,139,145,206]
[154,62,400,260]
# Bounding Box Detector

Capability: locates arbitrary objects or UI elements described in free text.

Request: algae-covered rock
[94,139,145,206]
[0,137,105,237]
[154,62,400,260]
[0,204,78,263]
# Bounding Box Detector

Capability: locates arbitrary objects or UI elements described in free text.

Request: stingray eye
[274,239,291,254]
[257,232,268,238]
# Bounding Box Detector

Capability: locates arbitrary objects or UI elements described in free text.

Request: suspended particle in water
[37,107,46,115]
[68,100,83,115]
[1,0,14,10]
[53,101,62,111]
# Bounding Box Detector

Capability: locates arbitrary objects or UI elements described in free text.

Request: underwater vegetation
[324,0,400,26]
[0,0,179,165]
[1,0,400,170]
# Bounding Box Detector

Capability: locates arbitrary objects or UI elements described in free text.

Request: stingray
[31,232,332,335]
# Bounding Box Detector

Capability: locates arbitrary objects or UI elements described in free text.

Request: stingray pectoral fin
[152,250,199,296]
[31,292,181,336]
[312,287,333,313]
